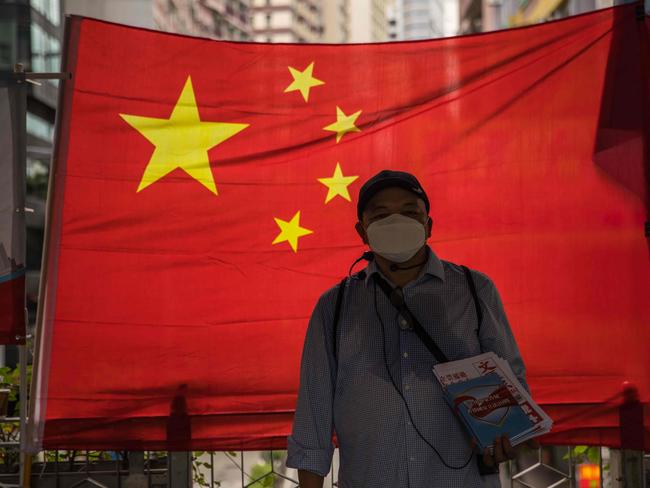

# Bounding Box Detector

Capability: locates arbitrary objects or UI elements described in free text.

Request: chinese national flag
[29,5,650,451]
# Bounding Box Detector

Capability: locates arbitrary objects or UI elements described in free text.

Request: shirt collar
[363,246,445,286]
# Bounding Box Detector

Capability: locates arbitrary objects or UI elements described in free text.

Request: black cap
[357,170,430,220]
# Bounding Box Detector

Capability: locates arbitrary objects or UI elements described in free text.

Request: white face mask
[366,213,426,263]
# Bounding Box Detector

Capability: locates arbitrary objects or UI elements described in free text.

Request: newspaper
[433,352,552,450]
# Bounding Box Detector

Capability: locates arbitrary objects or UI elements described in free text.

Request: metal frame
[0,445,643,487]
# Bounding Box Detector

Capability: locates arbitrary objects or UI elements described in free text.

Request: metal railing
[0,445,644,487]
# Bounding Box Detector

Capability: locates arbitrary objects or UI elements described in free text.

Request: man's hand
[298,469,324,488]
[482,436,540,468]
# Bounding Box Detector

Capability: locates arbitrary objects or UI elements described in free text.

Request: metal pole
[124,452,146,488]
[621,450,644,488]
[10,62,30,488]
[167,452,191,488]
[12,63,71,488]
[19,337,28,488]
[23,72,70,81]
[619,384,645,488]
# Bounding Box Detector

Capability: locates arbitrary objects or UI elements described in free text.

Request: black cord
[348,251,374,277]
[372,281,474,470]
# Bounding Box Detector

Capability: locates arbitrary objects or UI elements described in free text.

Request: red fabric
[0,275,24,345]
[30,5,650,451]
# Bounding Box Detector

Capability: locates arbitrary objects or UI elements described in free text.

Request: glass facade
[31,0,60,26]
[0,3,31,70]
[26,111,53,141]
[29,21,60,72]
[0,17,16,68]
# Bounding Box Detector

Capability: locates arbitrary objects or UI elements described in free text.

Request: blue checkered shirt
[286,248,527,488]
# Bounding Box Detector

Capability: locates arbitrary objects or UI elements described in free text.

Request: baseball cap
[357,170,430,220]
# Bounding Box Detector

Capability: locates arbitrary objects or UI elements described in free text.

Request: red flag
[29,5,650,451]
[0,78,26,345]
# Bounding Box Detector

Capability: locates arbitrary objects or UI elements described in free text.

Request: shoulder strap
[332,276,348,361]
[373,274,449,364]
[333,268,482,363]
[461,265,483,329]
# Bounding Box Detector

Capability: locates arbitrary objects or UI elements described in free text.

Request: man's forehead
[366,187,426,208]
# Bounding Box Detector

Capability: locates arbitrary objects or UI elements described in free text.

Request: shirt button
[403,352,409,358]
[404,385,410,391]
[399,317,409,328]
[409,456,415,462]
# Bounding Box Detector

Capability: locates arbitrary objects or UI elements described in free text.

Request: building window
[30,0,61,26]
[0,19,16,69]
[30,23,60,72]
[26,112,54,142]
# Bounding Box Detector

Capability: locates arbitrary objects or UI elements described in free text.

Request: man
[286,170,533,487]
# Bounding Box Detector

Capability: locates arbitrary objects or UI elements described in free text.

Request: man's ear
[355,221,369,245]
[425,216,432,239]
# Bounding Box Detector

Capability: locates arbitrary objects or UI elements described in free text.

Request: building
[64,0,155,29]
[389,0,459,41]
[251,0,323,43]
[154,0,251,41]
[386,1,401,40]
[458,0,480,32]
[66,0,254,42]
[459,0,613,33]
[508,0,613,27]
[347,0,391,43]
[322,0,349,43]
[0,0,63,366]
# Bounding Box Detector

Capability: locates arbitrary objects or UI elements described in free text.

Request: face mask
[365,213,426,263]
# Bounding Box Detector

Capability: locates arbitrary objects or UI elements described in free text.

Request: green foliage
[192,451,221,487]
[564,445,601,465]
[248,462,275,488]
[42,450,114,463]
[0,364,32,415]
[26,159,49,200]
[0,364,28,469]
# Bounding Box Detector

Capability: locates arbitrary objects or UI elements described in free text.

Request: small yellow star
[120,76,248,194]
[272,211,314,253]
[284,62,325,102]
[317,163,359,204]
[323,106,362,143]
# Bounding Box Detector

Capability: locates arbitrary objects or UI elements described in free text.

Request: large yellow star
[317,163,359,204]
[284,62,325,102]
[272,211,313,253]
[120,76,249,194]
[323,106,362,143]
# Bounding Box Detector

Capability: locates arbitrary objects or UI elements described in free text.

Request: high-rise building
[392,0,459,40]
[459,0,613,33]
[154,0,251,41]
[458,0,481,32]
[251,0,323,43]
[322,0,349,43]
[508,0,613,27]
[64,0,155,29]
[0,0,63,365]
[347,0,391,43]
[386,1,401,40]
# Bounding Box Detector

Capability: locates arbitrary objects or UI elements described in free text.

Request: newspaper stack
[433,351,552,451]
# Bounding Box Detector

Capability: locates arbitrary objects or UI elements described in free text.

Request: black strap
[331,265,482,362]
[332,276,348,360]
[461,265,483,328]
[373,274,449,364]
